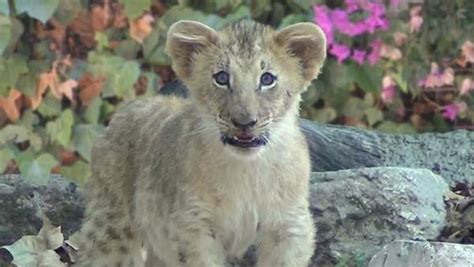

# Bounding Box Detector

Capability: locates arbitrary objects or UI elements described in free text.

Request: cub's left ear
[275,23,327,81]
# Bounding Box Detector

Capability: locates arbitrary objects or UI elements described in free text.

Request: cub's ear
[275,23,327,81]
[166,20,218,79]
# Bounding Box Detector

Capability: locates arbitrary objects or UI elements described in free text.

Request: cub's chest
[212,190,259,259]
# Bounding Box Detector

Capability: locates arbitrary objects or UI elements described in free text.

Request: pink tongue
[236,134,254,141]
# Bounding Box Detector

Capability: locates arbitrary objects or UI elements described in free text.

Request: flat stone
[369,240,474,267]
[310,167,449,266]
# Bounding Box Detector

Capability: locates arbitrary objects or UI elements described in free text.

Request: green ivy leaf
[60,160,90,185]
[16,0,60,23]
[342,97,370,120]
[0,15,11,55]
[365,107,384,126]
[18,152,58,186]
[87,52,140,99]
[46,109,74,148]
[0,125,42,151]
[0,147,14,173]
[119,0,151,19]
[0,54,28,96]
[73,124,104,162]
[347,63,382,93]
[83,97,102,124]
[94,32,109,52]
[278,14,309,29]
[142,29,168,65]
[37,92,62,118]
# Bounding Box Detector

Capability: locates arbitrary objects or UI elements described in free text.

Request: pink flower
[352,49,366,65]
[330,43,351,63]
[419,63,454,88]
[409,6,423,33]
[364,3,388,33]
[345,0,359,13]
[390,0,400,8]
[382,76,396,103]
[441,104,458,121]
[313,5,334,45]
[368,39,382,65]
[461,41,474,63]
[393,32,408,46]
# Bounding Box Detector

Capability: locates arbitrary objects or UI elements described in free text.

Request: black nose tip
[231,118,257,130]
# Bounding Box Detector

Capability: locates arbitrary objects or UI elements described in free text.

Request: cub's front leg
[256,203,315,267]
[136,189,229,267]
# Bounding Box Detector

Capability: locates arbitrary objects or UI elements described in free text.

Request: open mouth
[221,133,269,148]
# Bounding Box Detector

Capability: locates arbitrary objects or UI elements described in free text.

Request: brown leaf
[59,150,78,166]
[69,11,95,48]
[91,0,112,32]
[78,74,104,105]
[130,14,154,44]
[0,89,22,122]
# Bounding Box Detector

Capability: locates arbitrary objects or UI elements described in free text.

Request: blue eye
[214,71,229,86]
[260,72,276,87]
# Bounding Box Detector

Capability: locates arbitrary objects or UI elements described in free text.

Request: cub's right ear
[166,20,218,79]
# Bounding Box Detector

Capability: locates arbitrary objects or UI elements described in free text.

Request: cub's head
[166,20,326,154]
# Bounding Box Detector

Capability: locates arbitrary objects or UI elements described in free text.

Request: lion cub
[76,20,326,266]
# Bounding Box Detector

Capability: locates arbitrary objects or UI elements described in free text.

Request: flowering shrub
[0,0,471,186]
[302,0,473,133]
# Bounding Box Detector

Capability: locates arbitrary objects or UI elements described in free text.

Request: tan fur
[76,20,326,267]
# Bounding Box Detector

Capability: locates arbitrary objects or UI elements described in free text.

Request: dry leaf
[461,41,474,63]
[0,89,22,122]
[78,73,104,105]
[52,79,78,102]
[69,11,96,48]
[91,0,112,31]
[130,14,155,43]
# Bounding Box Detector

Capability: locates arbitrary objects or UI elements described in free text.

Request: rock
[301,120,474,186]
[0,174,84,245]
[309,167,449,266]
[0,169,455,266]
[369,240,474,267]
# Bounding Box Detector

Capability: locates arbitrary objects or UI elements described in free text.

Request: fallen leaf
[91,0,112,31]
[78,73,104,105]
[130,13,154,43]
[68,11,95,48]
[0,89,22,122]
[52,79,78,102]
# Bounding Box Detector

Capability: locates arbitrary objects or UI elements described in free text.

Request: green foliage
[0,0,471,186]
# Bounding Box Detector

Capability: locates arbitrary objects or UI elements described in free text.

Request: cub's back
[86,95,188,202]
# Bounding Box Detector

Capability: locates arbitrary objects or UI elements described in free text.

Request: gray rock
[0,174,84,246]
[301,120,474,186]
[369,240,474,267]
[309,167,449,266]
[0,169,454,266]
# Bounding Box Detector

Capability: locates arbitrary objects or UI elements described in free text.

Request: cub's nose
[231,118,257,130]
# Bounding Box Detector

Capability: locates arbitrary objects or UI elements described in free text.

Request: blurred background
[0,0,472,185]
